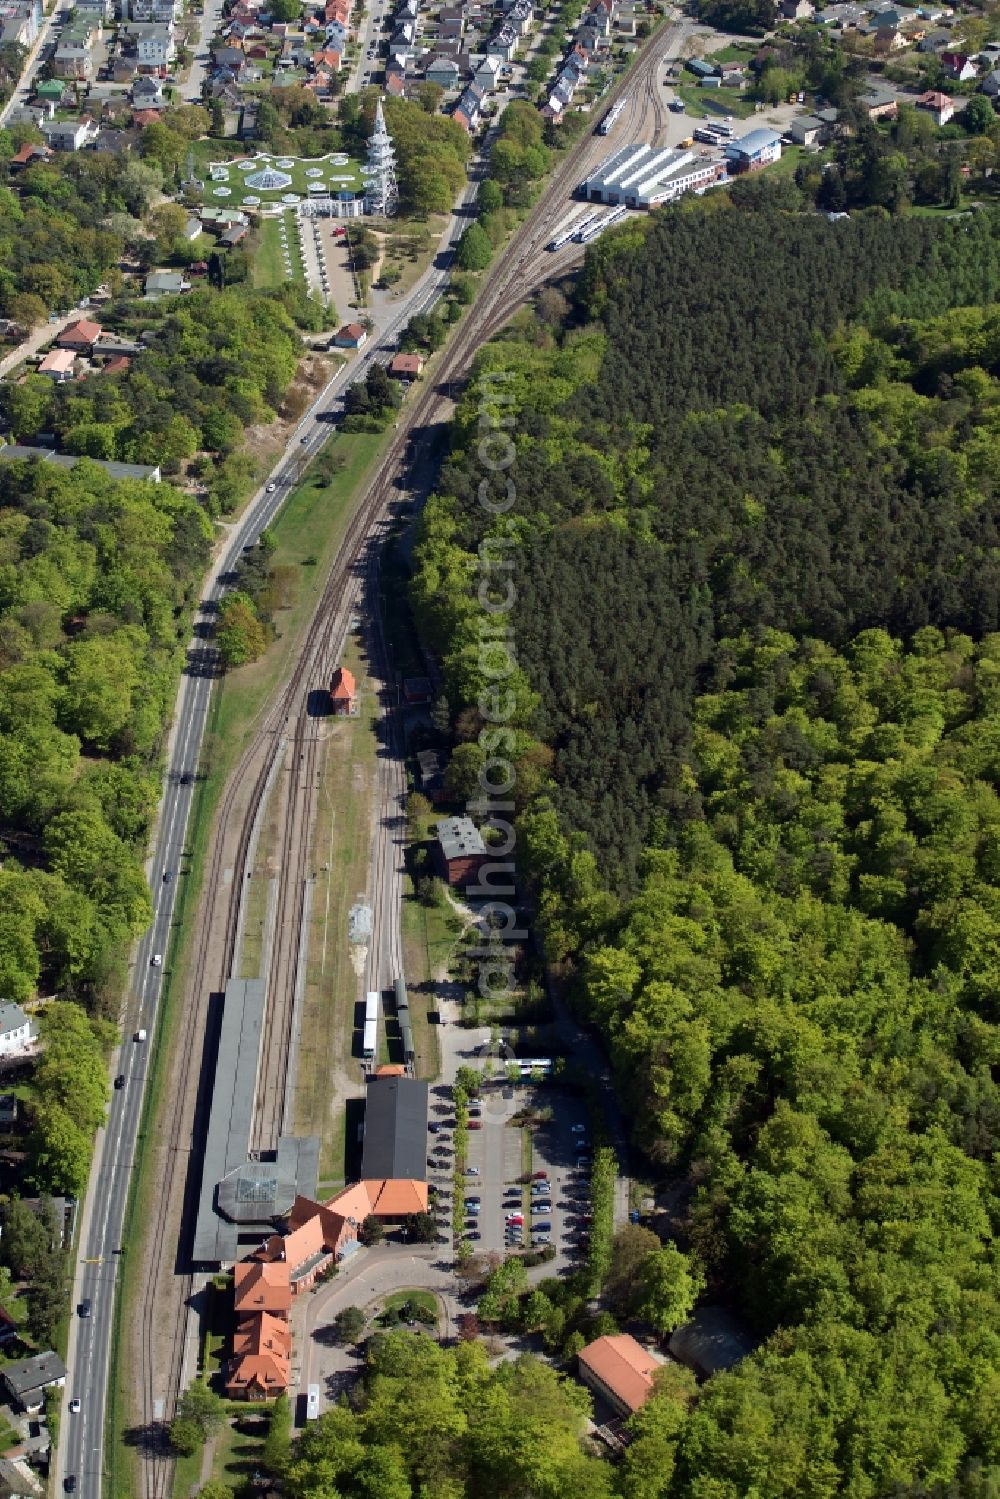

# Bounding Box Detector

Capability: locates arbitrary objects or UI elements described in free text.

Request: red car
[531,1171,548,1180]
[468,1120,482,1130]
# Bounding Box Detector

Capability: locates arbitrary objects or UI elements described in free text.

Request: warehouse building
[579,143,727,208]
[723,127,782,173]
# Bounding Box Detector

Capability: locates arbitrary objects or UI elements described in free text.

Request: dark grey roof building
[361,1075,428,1181]
[1,1352,67,1410]
[192,978,319,1266]
[0,446,160,483]
[668,1307,757,1380]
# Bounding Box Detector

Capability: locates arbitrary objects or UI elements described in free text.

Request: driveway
[296,1244,464,1413]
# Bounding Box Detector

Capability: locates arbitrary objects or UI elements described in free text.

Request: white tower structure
[363,96,398,218]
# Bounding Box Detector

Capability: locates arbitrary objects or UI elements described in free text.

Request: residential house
[130,0,179,20]
[577,1335,663,1417]
[329,666,356,713]
[42,115,98,151]
[508,0,533,34]
[0,1005,37,1055]
[474,51,502,89]
[211,42,245,71]
[0,1456,45,1499]
[0,1353,67,1413]
[51,40,94,78]
[452,80,484,128]
[131,73,165,105]
[0,0,41,47]
[434,816,487,887]
[239,100,261,138]
[414,746,442,801]
[129,22,176,66]
[37,350,77,382]
[917,26,950,48]
[941,49,976,79]
[718,59,745,84]
[981,67,1000,96]
[486,22,516,60]
[861,83,899,118]
[789,113,824,143]
[34,77,66,103]
[779,0,814,15]
[57,318,103,352]
[426,52,461,85]
[313,46,342,69]
[873,25,906,53]
[220,223,248,247]
[145,269,190,296]
[131,107,161,126]
[8,141,52,169]
[0,1095,18,1126]
[333,323,367,349]
[915,87,954,121]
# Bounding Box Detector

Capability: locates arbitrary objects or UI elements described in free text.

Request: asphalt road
[0,3,60,128]
[56,174,479,1499]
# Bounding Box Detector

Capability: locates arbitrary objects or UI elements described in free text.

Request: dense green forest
[0,456,209,1007]
[410,200,1000,1495]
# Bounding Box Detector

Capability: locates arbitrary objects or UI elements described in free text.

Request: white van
[134,1029,147,1043]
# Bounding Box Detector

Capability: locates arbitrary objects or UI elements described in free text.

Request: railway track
[132,21,688,1498]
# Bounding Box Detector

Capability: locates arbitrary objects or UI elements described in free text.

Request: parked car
[570,1124,587,1134]
[532,1202,551,1214]
[466,1166,480,1176]
[505,1213,524,1224]
[533,1220,552,1233]
[465,1195,481,1205]
[531,1171,548,1180]
[468,1120,482,1130]
[464,1230,481,1241]
[428,1123,440,1133]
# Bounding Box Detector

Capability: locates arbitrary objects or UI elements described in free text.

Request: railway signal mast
[363,97,399,219]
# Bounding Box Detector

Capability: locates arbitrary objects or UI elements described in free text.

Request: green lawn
[675,83,756,119]
[707,42,755,62]
[199,149,363,211]
[382,1289,438,1319]
[251,215,290,290]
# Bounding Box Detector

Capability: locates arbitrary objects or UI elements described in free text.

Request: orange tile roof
[374,1064,405,1076]
[233,1310,290,1360]
[323,1180,375,1224]
[281,1212,326,1273]
[364,1178,428,1216]
[234,1259,291,1315]
[331,666,356,701]
[578,1335,660,1413]
[57,318,102,346]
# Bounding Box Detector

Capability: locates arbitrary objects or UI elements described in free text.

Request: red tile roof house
[333,323,367,349]
[915,89,955,124]
[330,665,356,714]
[56,317,103,352]
[389,352,423,379]
[577,1334,664,1418]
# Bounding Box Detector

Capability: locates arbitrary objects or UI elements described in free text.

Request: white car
[151,953,162,967]
[266,481,276,492]
[466,1166,480,1176]
[69,1399,81,1414]
[570,1124,587,1134]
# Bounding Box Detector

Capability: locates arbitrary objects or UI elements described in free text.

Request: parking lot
[428,1072,596,1272]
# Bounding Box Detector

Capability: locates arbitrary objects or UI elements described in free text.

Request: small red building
[330,666,356,715]
[434,817,488,888]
